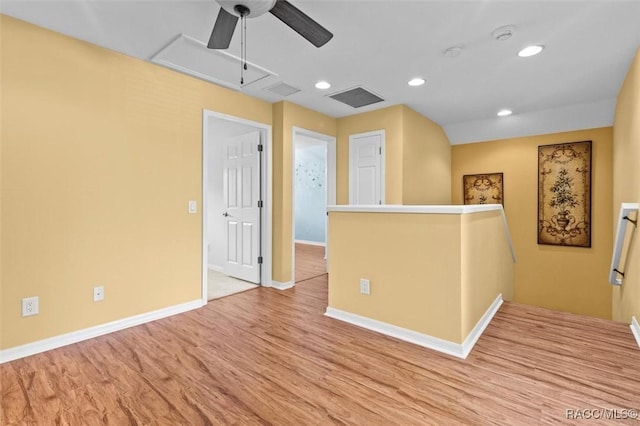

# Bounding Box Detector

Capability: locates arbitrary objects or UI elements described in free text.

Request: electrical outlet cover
[93,286,105,302]
[22,296,39,317]
[360,279,370,295]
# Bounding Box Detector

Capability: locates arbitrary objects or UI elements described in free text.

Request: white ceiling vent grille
[264,82,301,97]
[151,34,277,90]
[329,87,385,108]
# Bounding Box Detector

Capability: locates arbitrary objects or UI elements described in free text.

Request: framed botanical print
[463,173,504,205]
[538,141,591,247]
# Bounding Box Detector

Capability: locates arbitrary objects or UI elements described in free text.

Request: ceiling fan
[207,0,333,49]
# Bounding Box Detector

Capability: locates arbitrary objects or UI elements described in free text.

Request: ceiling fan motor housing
[218,0,276,18]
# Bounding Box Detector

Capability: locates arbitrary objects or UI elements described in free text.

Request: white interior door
[349,130,384,205]
[223,131,261,283]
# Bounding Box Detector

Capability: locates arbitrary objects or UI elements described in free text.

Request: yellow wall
[0,20,3,349]
[612,49,640,323]
[328,209,513,344]
[0,16,455,351]
[328,212,462,342]
[460,210,514,337]
[452,127,613,319]
[401,106,451,204]
[271,103,286,283]
[335,105,404,204]
[271,101,336,283]
[281,103,450,282]
[335,105,452,206]
[0,15,272,349]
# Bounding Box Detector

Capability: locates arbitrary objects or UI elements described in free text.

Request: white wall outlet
[360,279,370,295]
[93,286,105,302]
[188,200,197,214]
[22,296,39,317]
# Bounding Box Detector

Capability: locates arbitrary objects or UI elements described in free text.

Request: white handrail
[609,203,639,285]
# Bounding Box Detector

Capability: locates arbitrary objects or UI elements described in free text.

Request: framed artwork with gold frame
[538,140,591,247]
[463,173,504,205]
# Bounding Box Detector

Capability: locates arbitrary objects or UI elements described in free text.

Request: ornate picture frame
[538,140,592,247]
[463,173,504,205]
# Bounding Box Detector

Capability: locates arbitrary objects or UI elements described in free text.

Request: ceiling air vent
[265,82,301,97]
[329,86,385,108]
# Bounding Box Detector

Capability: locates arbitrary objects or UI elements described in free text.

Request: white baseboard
[295,239,326,247]
[461,294,503,358]
[208,264,223,272]
[325,307,465,358]
[325,294,503,359]
[0,299,203,364]
[265,280,294,290]
[631,317,640,349]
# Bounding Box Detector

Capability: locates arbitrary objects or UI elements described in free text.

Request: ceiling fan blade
[269,0,333,47]
[207,7,238,49]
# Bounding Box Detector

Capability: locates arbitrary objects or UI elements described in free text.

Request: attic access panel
[151,34,277,90]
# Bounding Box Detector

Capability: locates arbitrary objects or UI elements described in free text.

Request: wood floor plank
[295,243,327,283]
[2,252,640,424]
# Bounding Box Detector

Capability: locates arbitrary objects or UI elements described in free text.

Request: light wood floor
[295,242,327,283]
[2,277,640,424]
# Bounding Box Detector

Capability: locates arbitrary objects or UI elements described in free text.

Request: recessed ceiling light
[518,45,544,57]
[497,109,513,117]
[315,81,331,90]
[408,78,425,87]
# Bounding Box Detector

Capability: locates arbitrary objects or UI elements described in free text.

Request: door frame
[349,129,385,205]
[202,110,273,305]
[291,127,336,282]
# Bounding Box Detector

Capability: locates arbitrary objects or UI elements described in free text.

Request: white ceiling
[3,0,640,144]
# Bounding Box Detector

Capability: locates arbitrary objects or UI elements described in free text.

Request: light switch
[188,200,197,214]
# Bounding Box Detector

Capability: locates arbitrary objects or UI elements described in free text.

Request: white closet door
[349,130,384,205]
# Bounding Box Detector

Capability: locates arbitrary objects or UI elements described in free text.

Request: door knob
[222,212,229,217]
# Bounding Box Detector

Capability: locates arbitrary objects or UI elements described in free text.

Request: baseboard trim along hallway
[325,294,503,359]
[0,299,203,364]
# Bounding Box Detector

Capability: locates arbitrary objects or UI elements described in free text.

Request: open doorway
[202,110,272,303]
[292,127,336,284]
